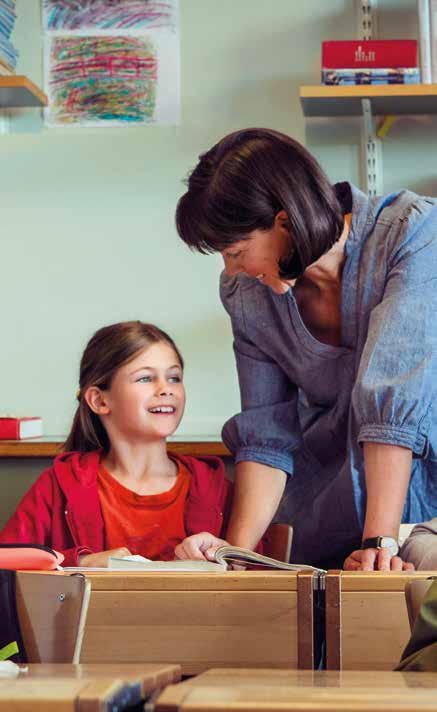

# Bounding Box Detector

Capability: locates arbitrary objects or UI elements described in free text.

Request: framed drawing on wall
[42,0,180,126]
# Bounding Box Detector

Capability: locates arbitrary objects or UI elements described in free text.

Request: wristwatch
[361,536,399,556]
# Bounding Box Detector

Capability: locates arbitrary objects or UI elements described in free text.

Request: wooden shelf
[0,437,231,458]
[0,76,47,108]
[300,84,437,117]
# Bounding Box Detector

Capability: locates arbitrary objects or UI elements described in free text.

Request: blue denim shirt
[220,184,437,565]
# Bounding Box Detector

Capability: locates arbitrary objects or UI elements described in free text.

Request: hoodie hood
[53,450,101,493]
[172,452,231,537]
[171,452,228,504]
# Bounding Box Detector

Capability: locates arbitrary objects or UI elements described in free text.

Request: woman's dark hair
[176,128,344,278]
[63,321,184,454]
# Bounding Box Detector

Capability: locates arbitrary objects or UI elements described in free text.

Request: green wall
[1,0,435,527]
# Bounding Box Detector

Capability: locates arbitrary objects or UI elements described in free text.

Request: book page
[108,557,226,572]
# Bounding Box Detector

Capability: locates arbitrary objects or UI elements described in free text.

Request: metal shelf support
[357,0,378,41]
[361,98,382,197]
[357,0,381,195]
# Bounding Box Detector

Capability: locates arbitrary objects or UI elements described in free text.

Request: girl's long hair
[63,321,184,454]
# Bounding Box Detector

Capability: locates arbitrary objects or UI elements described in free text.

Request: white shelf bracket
[361,98,383,197]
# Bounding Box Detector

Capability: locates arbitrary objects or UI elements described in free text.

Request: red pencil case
[0,544,64,570]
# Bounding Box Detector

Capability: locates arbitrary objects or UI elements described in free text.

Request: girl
[0,321,229,566]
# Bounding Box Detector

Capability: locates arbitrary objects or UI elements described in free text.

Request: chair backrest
[16,572,91,663]
[405,579,434,631]
[263,523,293,562]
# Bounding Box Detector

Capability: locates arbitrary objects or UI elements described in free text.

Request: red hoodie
[0,450,232,566]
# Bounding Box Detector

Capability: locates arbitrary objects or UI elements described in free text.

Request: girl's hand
[78,547,132,567]
[174,532,228,561]
[343,547,415,572]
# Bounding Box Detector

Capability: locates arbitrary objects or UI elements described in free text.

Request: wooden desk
[70,571,316,674]
[22,662,181,696]
[0,661,179,711]
[325,571,437,671]
[156,668,437,712]
[0,677,122,711]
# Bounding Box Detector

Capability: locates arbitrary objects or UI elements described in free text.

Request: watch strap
[361,536,399,555]
[362,537,383,549]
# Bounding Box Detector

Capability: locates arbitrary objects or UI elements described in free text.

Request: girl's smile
[148,406,176,414]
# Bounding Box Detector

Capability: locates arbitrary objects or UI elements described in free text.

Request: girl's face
[98,342,185,443]
[220,210,294,294]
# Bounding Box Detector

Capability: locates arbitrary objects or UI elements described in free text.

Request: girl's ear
[84,386,111,416]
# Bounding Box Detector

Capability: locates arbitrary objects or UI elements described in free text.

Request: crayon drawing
[43,0,180,126]
[43,0,177,32]
[47,35,158,125]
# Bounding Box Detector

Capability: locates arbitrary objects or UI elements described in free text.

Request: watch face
[380,537,399,554]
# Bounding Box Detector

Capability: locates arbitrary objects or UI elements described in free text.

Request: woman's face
[221,211,293,294]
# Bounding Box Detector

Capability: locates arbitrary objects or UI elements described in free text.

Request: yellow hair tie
[76,388,81,400]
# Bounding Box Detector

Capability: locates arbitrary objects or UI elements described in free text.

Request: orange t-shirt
[97,460,191,560]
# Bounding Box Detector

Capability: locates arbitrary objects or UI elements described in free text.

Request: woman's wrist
[362,442,412,544]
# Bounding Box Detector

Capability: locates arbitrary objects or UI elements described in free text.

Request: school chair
[16,571,91,663]
[263,522,293,562]
[405,578,435,631]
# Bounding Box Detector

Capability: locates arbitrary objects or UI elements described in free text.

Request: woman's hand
[174,532,228,561]
[78,547,132,567]
[344,547,415,571]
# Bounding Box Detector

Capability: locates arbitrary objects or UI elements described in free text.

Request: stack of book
[321,40,420,85]
[0,416,43,439]
[0,0,18,76]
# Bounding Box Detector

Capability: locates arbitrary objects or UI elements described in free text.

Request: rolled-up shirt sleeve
[352,206,437,456]
[221,273,301,475]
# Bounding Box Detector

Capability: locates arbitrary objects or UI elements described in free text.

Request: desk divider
[296,570,315,669]
[297,570,326,670]
[325,570,342,670]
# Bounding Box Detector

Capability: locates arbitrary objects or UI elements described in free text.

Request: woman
[175,127,437,570]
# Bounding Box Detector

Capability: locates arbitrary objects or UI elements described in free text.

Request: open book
[107,546,326,573]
